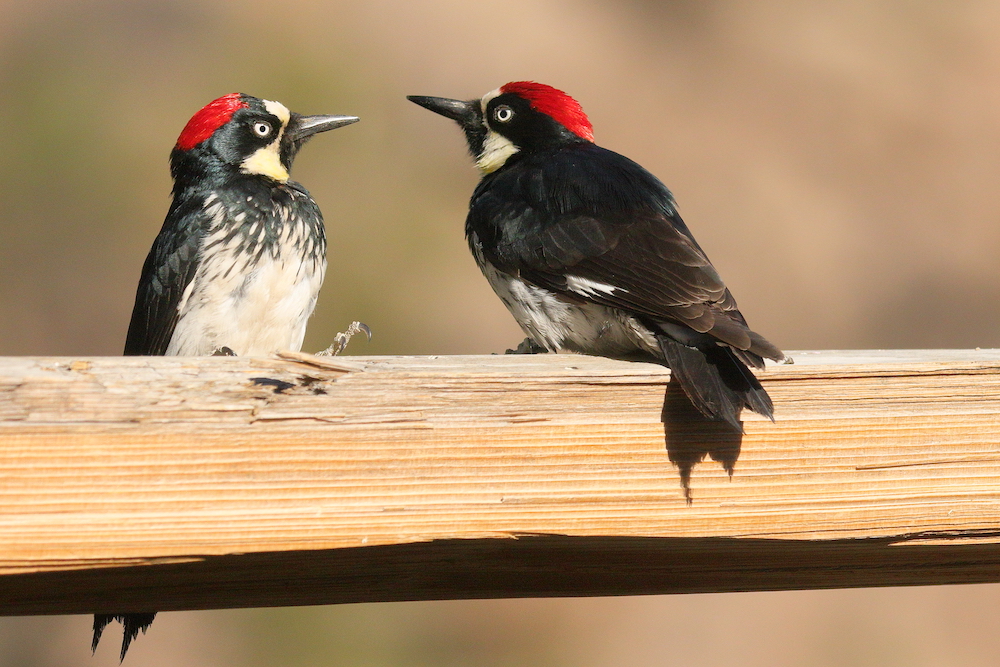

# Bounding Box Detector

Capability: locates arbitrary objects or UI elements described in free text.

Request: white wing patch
[469,234,656,358]
[565,275,624,297]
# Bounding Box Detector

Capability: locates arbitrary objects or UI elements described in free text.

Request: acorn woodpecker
[124,92,359,357]
[408,82,784,431]
[96,94,358,661]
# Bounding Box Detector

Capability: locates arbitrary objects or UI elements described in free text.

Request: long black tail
[657,335,774,432]
[92,613,157,661]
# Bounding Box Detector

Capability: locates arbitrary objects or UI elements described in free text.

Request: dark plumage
[124,178,327,356]
[409,82,783,431]
[100,93,357,660]
[92,614,156,662]
[124,93,358,357]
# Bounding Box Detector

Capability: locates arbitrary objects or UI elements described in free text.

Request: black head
[408,81,593,173]
[170,93,358,190]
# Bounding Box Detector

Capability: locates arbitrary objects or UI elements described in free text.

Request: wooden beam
[1,350,999,615]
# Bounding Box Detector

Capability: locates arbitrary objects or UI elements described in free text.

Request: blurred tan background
[2,0,1000,664]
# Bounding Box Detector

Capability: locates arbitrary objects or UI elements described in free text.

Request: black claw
[321,321,372,356]
[212,346,237,356]
[505,338,547,354]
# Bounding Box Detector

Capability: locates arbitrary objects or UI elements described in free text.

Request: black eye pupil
[496,107,513,122]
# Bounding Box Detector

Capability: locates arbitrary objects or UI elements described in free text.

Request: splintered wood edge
[273,350,367,372]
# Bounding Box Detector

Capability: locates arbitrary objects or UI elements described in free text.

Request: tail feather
[657,335,774,432]
[92,613,157,661]
[747,330,785,363]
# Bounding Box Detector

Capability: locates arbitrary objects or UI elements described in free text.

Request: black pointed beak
[287,114,359,142]
[407,96,479,128]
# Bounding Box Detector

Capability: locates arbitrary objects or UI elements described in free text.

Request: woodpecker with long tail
[408,82,783,431]
[95,93,358,660]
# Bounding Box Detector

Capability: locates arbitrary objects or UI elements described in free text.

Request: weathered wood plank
[0,350,999,614]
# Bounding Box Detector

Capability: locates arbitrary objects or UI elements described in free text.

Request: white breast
[167,253,325,356]
[166,197,326,357]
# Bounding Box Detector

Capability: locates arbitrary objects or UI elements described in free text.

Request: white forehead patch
[263,99,291,126]
[480,87,503,114]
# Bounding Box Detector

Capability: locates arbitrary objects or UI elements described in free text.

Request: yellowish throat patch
[240,99,291,182]
[241,144,289,182]
[477,130,519,174]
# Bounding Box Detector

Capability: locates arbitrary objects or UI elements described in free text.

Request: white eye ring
[253,121,272,137]
[494,106,514,123]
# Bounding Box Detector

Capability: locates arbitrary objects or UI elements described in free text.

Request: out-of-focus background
[2,0,1000,664]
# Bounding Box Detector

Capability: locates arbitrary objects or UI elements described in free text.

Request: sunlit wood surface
[1,350,999,615]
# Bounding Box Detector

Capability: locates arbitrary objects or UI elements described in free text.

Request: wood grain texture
[1,350,1000,614]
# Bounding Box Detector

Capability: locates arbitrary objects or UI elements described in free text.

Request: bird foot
[212,346,237,356]
[505,338,548,355]
[318,321,372,356]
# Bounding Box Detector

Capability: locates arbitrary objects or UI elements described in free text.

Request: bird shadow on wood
[661,381,742,504]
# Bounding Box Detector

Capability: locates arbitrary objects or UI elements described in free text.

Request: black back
[467,142,780,361]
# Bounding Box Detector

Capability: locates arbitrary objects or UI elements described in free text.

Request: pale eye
[253,121,272,137]
[494,106,514,123]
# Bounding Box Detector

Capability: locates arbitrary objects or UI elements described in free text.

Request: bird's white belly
[476,255,657,358]
[167,253,325,356]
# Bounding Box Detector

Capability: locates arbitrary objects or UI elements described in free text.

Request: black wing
[123,199,205,355]
[468,143,782,362]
